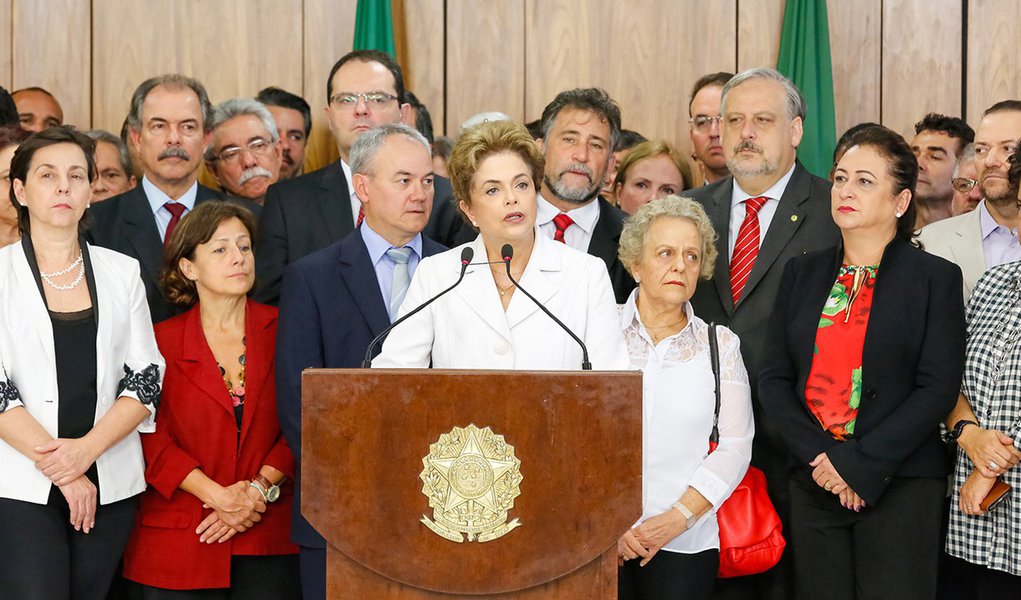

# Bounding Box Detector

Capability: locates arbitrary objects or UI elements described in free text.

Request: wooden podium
[302,369,642,599]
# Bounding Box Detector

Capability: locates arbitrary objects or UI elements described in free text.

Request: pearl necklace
[40,252,85,291]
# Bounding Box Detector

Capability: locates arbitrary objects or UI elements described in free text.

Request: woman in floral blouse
[760,125,966,598]
[122,202,297,598]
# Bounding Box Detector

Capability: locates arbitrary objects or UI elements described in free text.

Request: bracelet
[671,501,697,530]
[249,480,269,502]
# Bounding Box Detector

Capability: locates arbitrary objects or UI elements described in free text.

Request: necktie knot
[386,247,412,264]
[553,213,574,243]
[164,202,186,219]
[745,196,768,215]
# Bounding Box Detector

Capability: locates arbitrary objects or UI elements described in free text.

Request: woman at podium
[615,196,754,600]
[373,120,629,371]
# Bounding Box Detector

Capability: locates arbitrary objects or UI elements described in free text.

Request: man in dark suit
[534,87,634,303]
[87,74,223,323]
[254,50,464,305]
[684,67,839,600]
[276,123,446,600]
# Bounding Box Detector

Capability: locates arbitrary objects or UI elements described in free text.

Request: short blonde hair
[618,195,718,280]
[613,139,693,192]
[447,120,544,226]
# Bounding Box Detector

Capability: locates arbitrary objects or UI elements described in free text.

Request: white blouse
[620,290,754,554]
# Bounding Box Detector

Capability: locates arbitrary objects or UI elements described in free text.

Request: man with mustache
[256,86,310,180]
[254,50,465,304]
[684,67,838,600]
[919,100,1021,302]
[87,74,224,323]
[204,98,283,211]
[536,87,634,302]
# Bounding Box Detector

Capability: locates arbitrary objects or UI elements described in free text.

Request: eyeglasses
[688,115,723,132]
[212,138,272,165]
[952,177,977,193]
[329,92,398,109]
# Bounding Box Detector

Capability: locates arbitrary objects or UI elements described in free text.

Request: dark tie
[729,196,768,304]
[163,202,186,246]
[553,213,574,243]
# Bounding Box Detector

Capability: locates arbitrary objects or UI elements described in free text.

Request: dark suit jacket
[123,300,296,589]
[588,197,635,303]
[759,239,965,505]
[254,160,465,305]
[275,230,446,547]
[85,183,223,323]
[685,162,839,502]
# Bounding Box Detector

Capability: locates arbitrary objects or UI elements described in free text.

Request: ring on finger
[824,482,833,491]
[989,460,998,471]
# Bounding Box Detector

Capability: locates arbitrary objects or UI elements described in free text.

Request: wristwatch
[671,501,697,530]
[250,474,281,503]
[945,419,979,443]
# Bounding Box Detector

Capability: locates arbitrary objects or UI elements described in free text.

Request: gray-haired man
[205,98,283,208]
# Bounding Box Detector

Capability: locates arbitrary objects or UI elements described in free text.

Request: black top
[49,307,100,503]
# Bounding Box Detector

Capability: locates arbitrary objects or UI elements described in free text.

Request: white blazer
[0,241,164,505]
[374,231,631,370]
[917,202,986,303]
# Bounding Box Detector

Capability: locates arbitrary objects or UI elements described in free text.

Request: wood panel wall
[0,0,1008,175]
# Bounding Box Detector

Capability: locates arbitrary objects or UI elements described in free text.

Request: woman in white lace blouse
[616,196,754,600]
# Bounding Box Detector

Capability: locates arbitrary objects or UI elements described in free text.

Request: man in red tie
[535,87,634,303]
[685,68,838,600]
[86,74,225,323]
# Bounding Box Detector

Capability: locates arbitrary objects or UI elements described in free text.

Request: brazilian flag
[353,0,396,57]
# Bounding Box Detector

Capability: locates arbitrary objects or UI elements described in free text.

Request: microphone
[501,243,592,370]
[361,246,474,367]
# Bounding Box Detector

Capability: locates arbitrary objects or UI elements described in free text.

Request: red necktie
[163,202,186,246]
[729,196,768,304]
[553,213,574,243]
[356,206,364,228]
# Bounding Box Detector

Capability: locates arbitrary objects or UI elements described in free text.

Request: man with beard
[87,74,223,323]
[204,98,283,212]
[689,72,733,185]
[684,67,838,600]
[919,100,1021,302]
[535,87,634,302]
[911,113,974,229]
[256,86,310,180]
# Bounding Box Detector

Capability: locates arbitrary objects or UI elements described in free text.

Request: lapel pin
[791,215,799,222]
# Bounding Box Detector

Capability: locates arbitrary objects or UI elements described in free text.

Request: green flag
[776,0,836,179]
[353,0,396,57]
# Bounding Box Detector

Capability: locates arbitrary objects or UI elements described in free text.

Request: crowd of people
[0,47,1018,600]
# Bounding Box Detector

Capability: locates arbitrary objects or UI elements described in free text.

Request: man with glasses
[950,144,983,216]
[688,72,733,185]
[87,74,223,323]
[254,50,463,304]
[920,100,1021,302]
[204,98,282,211]
[910,113,974,229]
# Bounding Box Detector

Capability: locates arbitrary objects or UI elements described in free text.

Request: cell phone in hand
[981,479,1012,512]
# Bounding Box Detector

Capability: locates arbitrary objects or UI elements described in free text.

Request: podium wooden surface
[302,369,642,599]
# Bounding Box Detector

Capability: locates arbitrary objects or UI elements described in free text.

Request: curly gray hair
[618,195,718,280]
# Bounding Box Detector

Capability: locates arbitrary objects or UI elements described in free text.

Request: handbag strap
[708,322,721,446]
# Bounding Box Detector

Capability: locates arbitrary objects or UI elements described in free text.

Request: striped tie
[729,196,768,304]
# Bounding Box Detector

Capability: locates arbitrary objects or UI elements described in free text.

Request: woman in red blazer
[123,202,297,598]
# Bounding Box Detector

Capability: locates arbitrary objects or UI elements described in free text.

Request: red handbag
[708,323,786,578]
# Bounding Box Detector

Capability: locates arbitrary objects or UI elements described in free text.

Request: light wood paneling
[92,0,303,134]
[445,0,524,135]
[12,0,90,128]
[828,0,881,138]
[0,0,11,90]
[738,0,784,70]
[882,0,962,139]
[400,0,445,137]
[524,0,736,156]
[967,0,1021,126]
[302,0,358,171]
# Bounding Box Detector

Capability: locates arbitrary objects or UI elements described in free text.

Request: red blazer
[123,300,297,590]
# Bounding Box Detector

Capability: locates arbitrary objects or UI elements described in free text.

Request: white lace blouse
[620,290,754,554]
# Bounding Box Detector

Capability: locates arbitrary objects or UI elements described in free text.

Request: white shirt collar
[536,193,601,234]
[141,176,198,214]
[730,162,797,207]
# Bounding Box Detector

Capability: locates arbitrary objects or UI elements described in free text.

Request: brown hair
[612,139,694,193]
[160,201,258,308]
[447,120,545,226]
